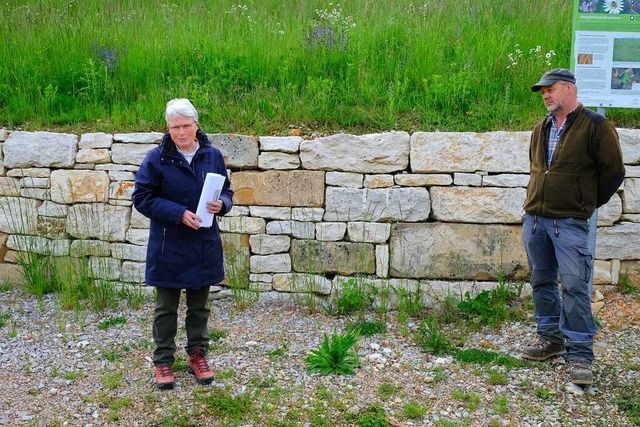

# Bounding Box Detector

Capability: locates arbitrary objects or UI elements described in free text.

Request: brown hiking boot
[155,365,175,390]
[521,337,566,361]
[188,348,214,385]
[569,361,593,385]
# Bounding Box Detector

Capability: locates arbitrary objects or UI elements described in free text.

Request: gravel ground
[0,287,639,427]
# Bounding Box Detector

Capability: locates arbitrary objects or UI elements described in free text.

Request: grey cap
[531,68,576,92]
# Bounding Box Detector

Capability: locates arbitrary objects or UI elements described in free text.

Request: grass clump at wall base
[3,1,637,134]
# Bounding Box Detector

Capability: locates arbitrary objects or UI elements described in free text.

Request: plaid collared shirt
[547,112,564,166]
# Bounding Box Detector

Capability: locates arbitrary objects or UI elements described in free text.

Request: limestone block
[208,134,259,169]
[430,187,526,224]
[619,260,640,287]
[6,168,50,178]
[113,133,163,143]
[0,177,20,196]
[389,223,527,280]
[364,174,394,188]
[266,220,291,235]
[19,188,49,200]
[258,152,300,170]
[67,204,130,242]
[130,207,150,228]
[80,132,113,149]
[248,206,291,220]
[126,228,149,246]
[120,261,145,283]
[259,136,302,153]
[324,187,430,222]
[0,197,38,234]
[376,244,389,278]
[37,217,67,239]
[593,260,612,285]
[76,148,111,164]
[109,181,135,201]
[347,222,391,243]
[291,207,324,221]
[273,273,332,294]
[623,178,640,213]
[625,165,640,178]
[291,221,315,239]
[221,233,250,287]
[232,170,324,207]
[226,205,249,217]
[316,223,346,241]
[38,201,67,218]
[598,193,622,226]
[618,128,640,165]
[250,254,292,273]
[50,170,110,204]
[89,256,121,280]
[300,131,409,173]
[20,177,49,188]
[291,240,375,275]
[3,131,77,168]
[0,263,22,285]
[108,171,136,182]
[482,174,530,188]
[326,171,363,188]
[95,164,139,172]
[111,242,146,262]
[7,235,70,256]
[394,173,453,187]
[410,131,529,173]
[454,173,482,186]
[111,143,157,166]
[69,240,111,257]
[596,222,640,259]
[249,234,291,255]
[218,216,266,234]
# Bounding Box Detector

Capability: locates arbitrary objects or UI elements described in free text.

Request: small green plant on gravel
[209,328,228,342]
[0,312,10,328]
[346,319,386,337]
[195,385,255,424]
[101,371,124,389]
[614,383,640,425]
[330,278,375,316]
[393,285,426,318]
[306,328,360,376]
[453,348,529,368]
[90,280,119,312]
[533,386,551,400]
[430,366,448,383]
[493,394,509,415]
[98,314,126,330]
[8,327,18,338]
[62,370,83,381]
[618,272,638,295]
[217,369,236,380]
[415,317,453,356]
[346,403,388,427]
[487,368,509,385]
[0,279,12,292]
[377,381,401,399]
[403,399,428,418]
[16,250,59,300]
[457,273,524,327]
[451,389,482,411]
[268,341,289,360]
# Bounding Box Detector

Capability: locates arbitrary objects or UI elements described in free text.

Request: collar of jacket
[159,129,212,155]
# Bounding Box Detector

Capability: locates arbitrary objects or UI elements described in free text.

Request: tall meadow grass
[1,0,638,134]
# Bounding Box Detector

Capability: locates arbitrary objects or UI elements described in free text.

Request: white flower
[604,0,624,14]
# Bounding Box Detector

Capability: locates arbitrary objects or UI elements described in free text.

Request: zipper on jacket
[161,227,166,255]
[576,177,586,212]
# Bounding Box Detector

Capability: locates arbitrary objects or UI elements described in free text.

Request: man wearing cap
[520,68,625,385]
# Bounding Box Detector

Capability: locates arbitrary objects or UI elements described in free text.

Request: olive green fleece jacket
[524,103,625,219]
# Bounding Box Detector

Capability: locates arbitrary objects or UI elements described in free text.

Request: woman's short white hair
[165,98,198,124]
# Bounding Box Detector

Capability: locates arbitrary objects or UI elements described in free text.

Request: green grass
[3,1,637,135]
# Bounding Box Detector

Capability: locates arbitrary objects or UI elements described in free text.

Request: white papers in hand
[196,173,225,228]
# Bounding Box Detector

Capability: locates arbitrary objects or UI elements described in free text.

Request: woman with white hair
[133,98,234,389]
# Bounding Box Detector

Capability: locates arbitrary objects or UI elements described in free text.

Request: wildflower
[604,0,624,14]
[578,0,597,12]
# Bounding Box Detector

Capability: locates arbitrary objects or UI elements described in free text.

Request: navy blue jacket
[132,129,234,289]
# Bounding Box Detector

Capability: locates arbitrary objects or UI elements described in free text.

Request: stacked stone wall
[1,128,639,302]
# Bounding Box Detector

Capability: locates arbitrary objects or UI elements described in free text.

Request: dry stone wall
[1,128,639,303]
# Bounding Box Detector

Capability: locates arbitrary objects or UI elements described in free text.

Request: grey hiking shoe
[569,361,593,385]
[521,337,566,361]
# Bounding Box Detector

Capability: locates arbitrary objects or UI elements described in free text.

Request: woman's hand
[181,210,202,230]
[206,200,223,214]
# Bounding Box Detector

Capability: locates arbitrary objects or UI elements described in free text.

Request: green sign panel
[572,0,640,107]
